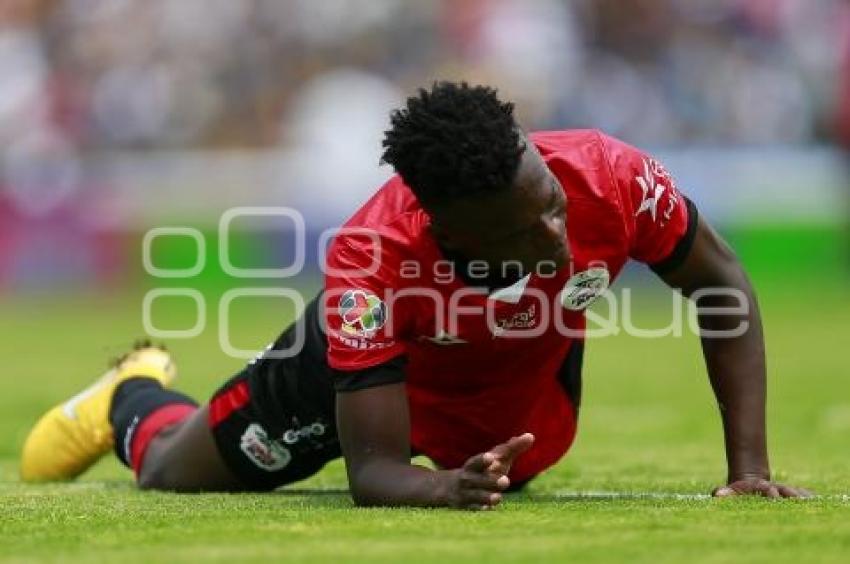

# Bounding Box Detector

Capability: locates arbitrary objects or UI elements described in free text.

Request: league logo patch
[561,267,610,311]
[339,289,387,338]
[240,423,292,472]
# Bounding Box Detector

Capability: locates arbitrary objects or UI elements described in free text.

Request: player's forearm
[695,269,770,481]
[346,458,450,507]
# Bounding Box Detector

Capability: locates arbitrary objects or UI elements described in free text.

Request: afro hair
[381,81,525,206]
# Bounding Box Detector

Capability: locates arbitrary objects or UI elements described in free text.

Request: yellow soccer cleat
[20,341,177,482]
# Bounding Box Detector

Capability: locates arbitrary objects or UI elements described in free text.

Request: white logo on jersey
[561,268,610,311]
[424,330,468,346]
[635,159,667,222]
[240,423,292,472]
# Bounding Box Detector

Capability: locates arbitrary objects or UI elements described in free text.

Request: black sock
[109,378,199,467]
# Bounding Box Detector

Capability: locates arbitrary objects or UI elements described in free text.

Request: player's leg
[130,406,245,491]
[107,376,245,491]
[123,296,340,492]
[22,295,339,491]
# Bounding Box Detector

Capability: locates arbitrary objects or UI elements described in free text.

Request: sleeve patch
[339,289,388,339]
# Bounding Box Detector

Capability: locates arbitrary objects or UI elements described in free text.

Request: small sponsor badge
[560,267,610,311]
[339,289,387,338]
[240,423,292,472]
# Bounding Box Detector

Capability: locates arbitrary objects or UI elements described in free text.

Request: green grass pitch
[1,279,848,563]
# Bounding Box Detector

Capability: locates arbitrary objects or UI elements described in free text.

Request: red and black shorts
[207,297,342,491]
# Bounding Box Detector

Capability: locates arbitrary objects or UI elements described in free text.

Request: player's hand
[482,433,535,478]
[712,478,812,499]
[443,433,535,511]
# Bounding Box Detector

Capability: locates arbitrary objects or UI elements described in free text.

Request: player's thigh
[206,368,341,492]
[137,405,245,492]
[141,296,340,492]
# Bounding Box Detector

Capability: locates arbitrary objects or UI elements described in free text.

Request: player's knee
[136,455,170,491]
[136,447,190,492]
[137,461,196,492]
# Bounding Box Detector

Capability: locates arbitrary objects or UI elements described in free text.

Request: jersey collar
[487,274,531,303]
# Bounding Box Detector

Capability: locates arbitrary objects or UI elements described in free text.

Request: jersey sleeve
[600,132,699,273]
[331,355,407,393]
[323,231,411,373]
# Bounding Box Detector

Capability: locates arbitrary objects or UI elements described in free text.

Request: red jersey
[323,130,693,482]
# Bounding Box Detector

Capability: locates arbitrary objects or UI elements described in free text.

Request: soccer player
[21,82,809,508]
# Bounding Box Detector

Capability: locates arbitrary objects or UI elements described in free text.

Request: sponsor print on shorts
[282,422,327,445]
[339,289,387,338]
[560,267,610,311]
[240,423,292,472]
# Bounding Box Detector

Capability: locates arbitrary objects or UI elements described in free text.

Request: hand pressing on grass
[713,478,812,499]
[441,433,535,511]
[338,382,536,509]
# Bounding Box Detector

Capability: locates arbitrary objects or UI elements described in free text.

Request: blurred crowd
[0,0,846,156]
[1,0,849,292]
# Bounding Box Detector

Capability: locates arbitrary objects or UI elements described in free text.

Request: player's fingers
[464,490,502,506]
[505,433,535,459]
[464,503,493,511]
[488,436,518,458]
[763,484,781,498]
[712,485,737,497]
[461,490,503,507]
[463,452,495,473]
[776,484,797,498]
[460,472,510,492]
[486,459,506,475]
[491,433,535,460]
[776,484,811,498]
[508,432,535,449]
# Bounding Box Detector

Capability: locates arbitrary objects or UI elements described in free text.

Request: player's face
[432,143,570,275]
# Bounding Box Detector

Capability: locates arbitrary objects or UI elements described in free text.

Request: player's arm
[655,214,810,498]
[325,231,531,508]
[335,366,533,509]
[601,131,809,498]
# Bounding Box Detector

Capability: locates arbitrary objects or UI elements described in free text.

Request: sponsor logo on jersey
[240,423,292,471]
[494,303,538,334]
[336,334,396,350]
[561,267,610,311]
[282,422,327,445]
[423,329,468,346]
[339,289,387,338]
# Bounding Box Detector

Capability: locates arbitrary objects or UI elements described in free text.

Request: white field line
[2,483,847,502]
[551,491,850,501]
[552,491,711,500]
